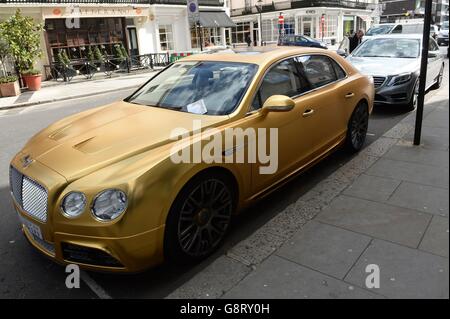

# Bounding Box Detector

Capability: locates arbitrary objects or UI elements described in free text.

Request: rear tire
[164,171,236,265]
[345,101,369,153]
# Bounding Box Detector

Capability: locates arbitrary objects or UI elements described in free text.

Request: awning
[199,11,236,28]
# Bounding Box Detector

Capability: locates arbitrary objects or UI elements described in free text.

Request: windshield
[352,38,420,58]
[127,61,258,115]
[366,25,394,36]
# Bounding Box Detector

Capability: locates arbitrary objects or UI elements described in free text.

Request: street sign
[278,15,284,25]
[187,0,200,25]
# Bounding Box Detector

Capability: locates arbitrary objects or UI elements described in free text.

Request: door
[303,21,312,37]
[127,27,139,57]
[293,54,349,155]
[427,37,441,88]
[245,58,316,193]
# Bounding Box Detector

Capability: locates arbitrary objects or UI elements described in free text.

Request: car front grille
[373,76,386,88]
[9,166,48,223]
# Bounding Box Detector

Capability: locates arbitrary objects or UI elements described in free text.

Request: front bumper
[10,156,166,273]
[374,77,416,106]
[16,203,165,273]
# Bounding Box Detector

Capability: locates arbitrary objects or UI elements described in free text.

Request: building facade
[380,0,449,26]
[228,0,380,47]
[0,0,235,73]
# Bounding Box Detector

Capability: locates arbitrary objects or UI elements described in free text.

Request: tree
[0,9,44,73]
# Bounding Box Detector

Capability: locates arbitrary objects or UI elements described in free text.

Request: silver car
[347,34,445,110]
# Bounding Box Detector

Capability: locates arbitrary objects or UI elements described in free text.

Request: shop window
[159,25,174,51]
[231,22,251,44]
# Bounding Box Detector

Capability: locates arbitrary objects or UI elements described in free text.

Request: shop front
[230,6,374,46]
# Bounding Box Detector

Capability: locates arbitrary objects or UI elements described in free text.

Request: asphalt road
[0,55,447,298]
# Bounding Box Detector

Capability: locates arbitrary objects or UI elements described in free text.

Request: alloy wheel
[350,104,369,150]
[177,179,232,257]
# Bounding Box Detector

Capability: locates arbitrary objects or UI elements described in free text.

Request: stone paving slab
[387,182,449,217]
[343,173,401,202]
[166,255,252,299]
[365,158,449,189]
[403,126,449,151]
[223,255,382,299]
[345,240,449,299]
[276,221,371,279]
[419,216,449,258]
[383,145,449,168]
[317,195,431,248]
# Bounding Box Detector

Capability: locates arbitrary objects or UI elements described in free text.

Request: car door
[243,58,315,195]
[293,54,349,156]
[427,38,441,88]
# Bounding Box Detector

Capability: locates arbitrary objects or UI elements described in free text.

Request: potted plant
[0,75,20,97]
[21,69,41,91]
[0,9,44,91]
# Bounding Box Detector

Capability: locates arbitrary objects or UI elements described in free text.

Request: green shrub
[21,68,40,75]
[0,75,18,84]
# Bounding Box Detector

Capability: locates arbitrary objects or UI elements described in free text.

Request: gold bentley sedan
[10,47,374,272]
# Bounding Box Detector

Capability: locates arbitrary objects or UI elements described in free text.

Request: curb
[166,88,444,299]
[0,84,141,111]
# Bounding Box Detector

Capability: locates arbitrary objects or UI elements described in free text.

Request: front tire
[404,80,419,112]
[345,101,369,153]
[164,172,236,264]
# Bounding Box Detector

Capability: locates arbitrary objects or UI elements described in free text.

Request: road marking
[80,270,112,299]
[367,133,375,136]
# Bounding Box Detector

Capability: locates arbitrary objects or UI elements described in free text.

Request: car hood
[346,56,419,76]
[21,101,228,181]
[439,29,449,37]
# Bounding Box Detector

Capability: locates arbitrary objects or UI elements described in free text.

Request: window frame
[248,54,348,114]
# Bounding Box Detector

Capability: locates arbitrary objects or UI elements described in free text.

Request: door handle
[345,92,355,98]
[302,109,315,117]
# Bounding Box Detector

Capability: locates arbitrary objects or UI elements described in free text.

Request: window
[252,58,305,110]
[318,15,338,39]
[331,59,346,80]
[295,55,337,88]
[429,38,439,51]
[159,24,174,51]
[232,22,251,44]
[261,19,279,43]
[391,25,403,34]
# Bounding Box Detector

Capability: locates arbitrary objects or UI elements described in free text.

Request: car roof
[179,46,331,65]
[367,34,423,40]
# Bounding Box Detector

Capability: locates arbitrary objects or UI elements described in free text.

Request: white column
[220,27,226,46]
[337,10,344,43]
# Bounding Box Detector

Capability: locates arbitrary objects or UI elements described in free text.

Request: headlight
[91,189,127,221]
[388,73,412,86]
[61,192,87,218]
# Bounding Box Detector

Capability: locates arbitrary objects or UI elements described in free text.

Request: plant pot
[0,81,21,97]
[22,74,42,91]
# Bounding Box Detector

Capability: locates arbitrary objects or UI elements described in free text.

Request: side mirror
[428,51,438,58]
[336,49,348,57]
[262,95,295,113]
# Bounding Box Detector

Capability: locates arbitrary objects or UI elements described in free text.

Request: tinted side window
[252,58,302,110]
[392,25,402,33]
[331,59,346,79]
[295,55,338,88]
[429,38,439,51]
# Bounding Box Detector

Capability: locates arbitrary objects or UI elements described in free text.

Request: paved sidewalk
[0,70,156,110]
[168,76,449,299]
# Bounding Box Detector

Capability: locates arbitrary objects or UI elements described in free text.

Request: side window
[251,58,302,110]
[331,59,346,79]
[392,25,402,33]
[429,38,439,51]
[296,55,338,88]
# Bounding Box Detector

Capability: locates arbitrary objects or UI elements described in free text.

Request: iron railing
[43,53,170,82]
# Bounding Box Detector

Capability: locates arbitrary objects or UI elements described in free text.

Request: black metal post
[198,21,204,51]
[413,0,433,145]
